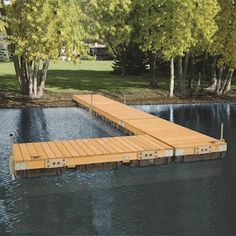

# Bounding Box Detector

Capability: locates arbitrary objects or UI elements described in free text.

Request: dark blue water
[0,104,236,235]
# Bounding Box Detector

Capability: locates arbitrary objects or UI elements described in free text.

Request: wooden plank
[54,141,72,158]
[65,153,138,166]
[40,142,57,159]
[95,138,116,154]
[12,144,24,162]
[121,136,145,151]
[139,135,167,149]
[26,143,38,158]
[102,138,124,153]
[18,143,31,161]
[91,139,111,154]
[81,139,103,155]
[112,137,137,152]
[47,141,64,158]
[108,138,128,153]
[130,136,155,150]
[33,143,48,160]
[68,140,87,156]
[61,141,80,157]
[75,140,95,156]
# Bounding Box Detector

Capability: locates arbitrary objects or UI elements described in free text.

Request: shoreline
[1,90,236,108]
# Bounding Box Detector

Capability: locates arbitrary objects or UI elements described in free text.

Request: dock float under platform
[10,94,227,178]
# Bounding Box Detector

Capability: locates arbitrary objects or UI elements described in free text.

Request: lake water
[0,104,236,235]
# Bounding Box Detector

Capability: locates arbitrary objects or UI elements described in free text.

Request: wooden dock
[10,94,227,178]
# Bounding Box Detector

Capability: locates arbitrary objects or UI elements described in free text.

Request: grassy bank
[0,60,161,93]
[0,60,235,108]
[1,60,235,94]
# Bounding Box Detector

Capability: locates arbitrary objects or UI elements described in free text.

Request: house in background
[89,43,114,60]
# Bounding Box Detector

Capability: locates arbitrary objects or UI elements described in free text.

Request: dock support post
[9,134,15,180]
[89,94,93,113]
[220,122,224,141]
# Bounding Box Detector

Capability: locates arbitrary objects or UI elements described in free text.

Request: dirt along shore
[1,89,236,108]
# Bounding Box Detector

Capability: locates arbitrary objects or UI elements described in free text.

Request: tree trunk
[183,51,190,82]
[120,50,126,76]
[12,55,27,95]
[169,58,175,97]
[149,52,157,88]
[188,54,195,95]
[37,59,50,98]
[196,72,201,93]
[33,62,40,98]
[219,68,230,94]
[177,56,184,96]
[222,69,234,94]
[202,52,208,81]
[201,52,208,89]
[207,56,217,91]
[27,61,34,98]
[12,55,50,98]
[216,67,223,94]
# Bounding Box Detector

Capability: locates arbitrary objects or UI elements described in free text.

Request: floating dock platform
[10,94,227,178]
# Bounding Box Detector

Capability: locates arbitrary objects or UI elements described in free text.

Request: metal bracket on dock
[45,159,65,168]
[195,146,211,154]
[138,150,158,160]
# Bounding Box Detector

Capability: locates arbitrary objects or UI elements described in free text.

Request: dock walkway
[11,94,227,177]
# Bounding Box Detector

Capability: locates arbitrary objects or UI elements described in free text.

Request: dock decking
[11,94,227,177]
[73,95,227,157]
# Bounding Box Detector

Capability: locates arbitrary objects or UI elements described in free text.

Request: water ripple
[0,105,236,235]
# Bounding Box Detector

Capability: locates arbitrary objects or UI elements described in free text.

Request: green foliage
[211,0,236,69]
[0,0,235,97]
[2,0,88,61]
[89,0,132,55]
[0,2,5,32]
[133,0,219,59]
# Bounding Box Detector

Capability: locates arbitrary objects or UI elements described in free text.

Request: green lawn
[1,60,235,95]
[0,60,162,94]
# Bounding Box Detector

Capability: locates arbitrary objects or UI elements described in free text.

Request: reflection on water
[0,104,236,235]
[16,109,49,143]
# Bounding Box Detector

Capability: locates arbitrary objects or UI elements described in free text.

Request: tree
[131,0,164,88]
[133,0,219,96]
[112,43,148,75]
[209,0,236,94]
[133,0,195,95]
[89,0,132,76]
[0,0,88,98]
[178,0,219,96]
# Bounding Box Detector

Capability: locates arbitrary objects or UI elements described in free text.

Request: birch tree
[0,0,88,98]
[133,0,219,96]
[209,0,236,94]
[134,0,195,95]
